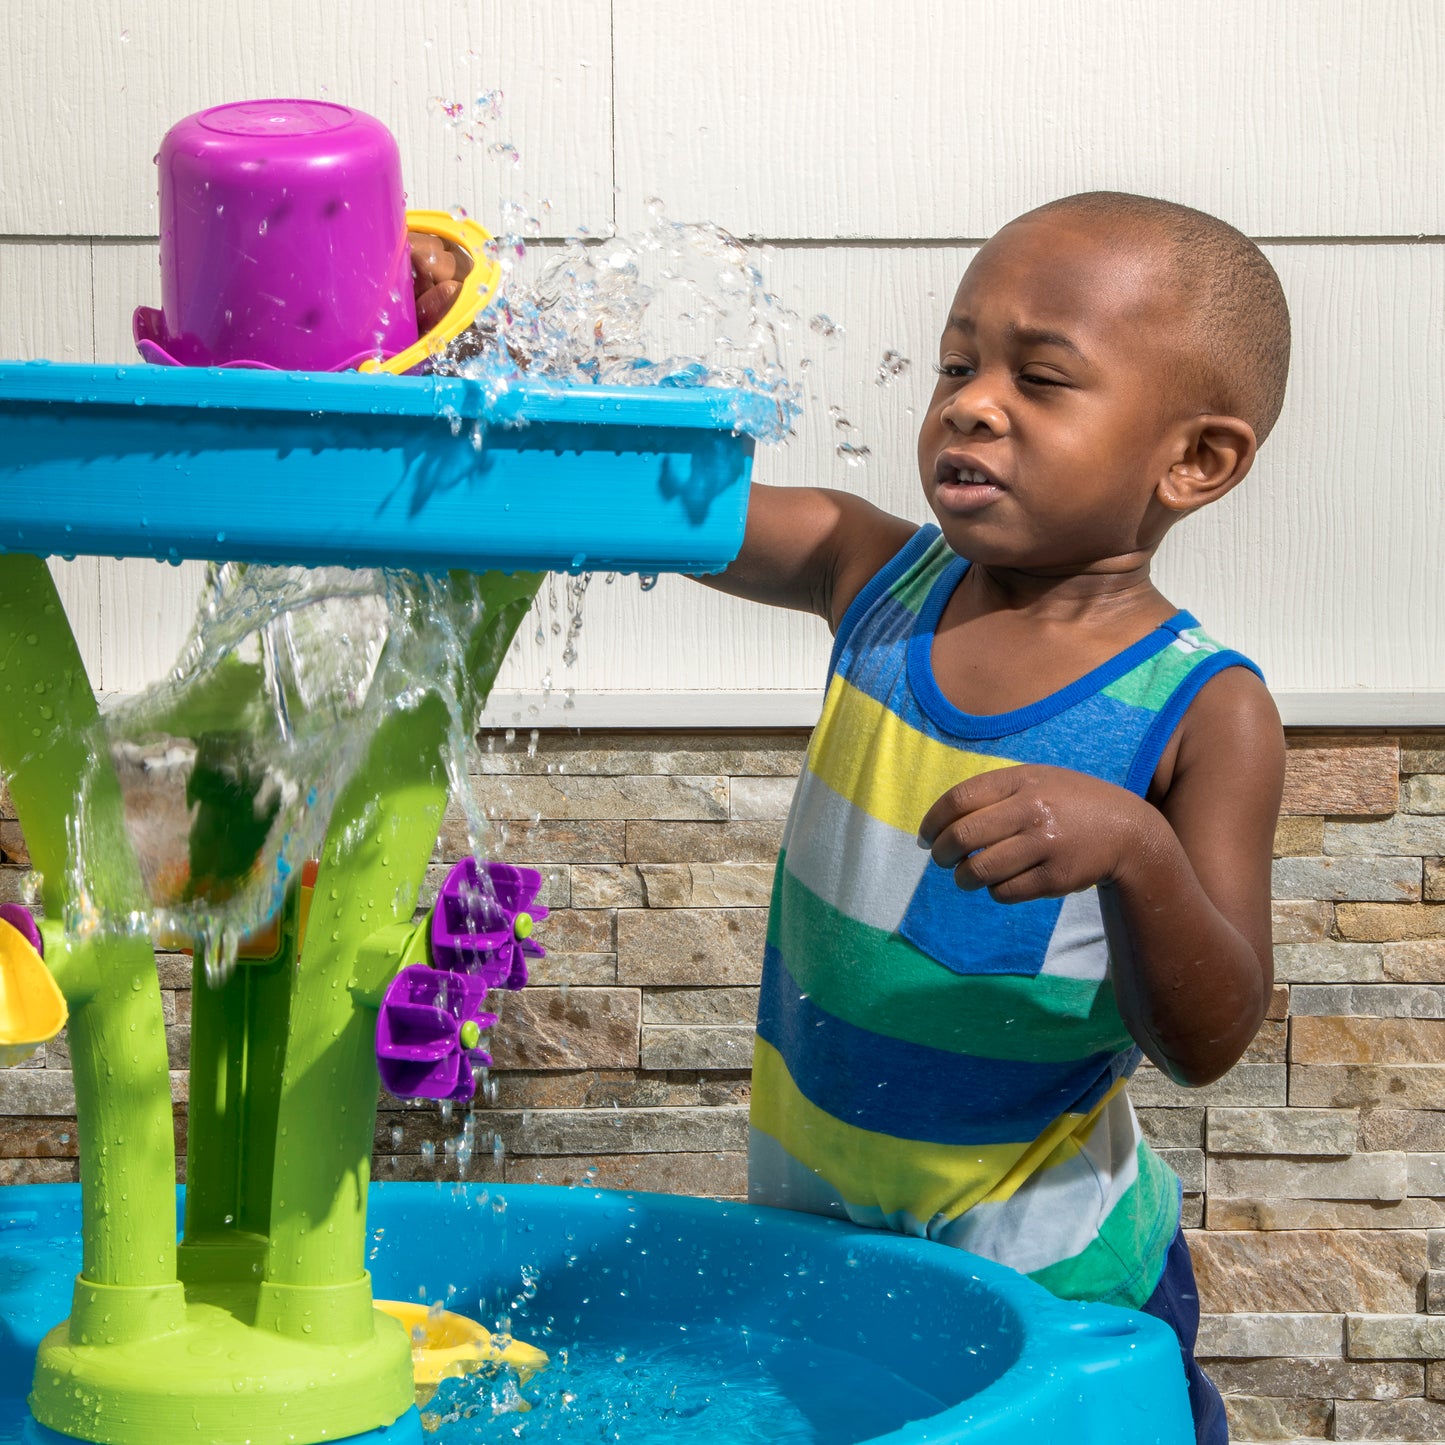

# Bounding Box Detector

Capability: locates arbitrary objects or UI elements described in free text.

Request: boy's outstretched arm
[698,483,917,629]
[918,668,1284,1087]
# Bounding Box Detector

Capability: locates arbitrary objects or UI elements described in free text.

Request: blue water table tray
[0,1182,1193,1444]
[0,362,768,574]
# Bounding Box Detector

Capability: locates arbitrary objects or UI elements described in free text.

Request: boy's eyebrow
[944,312,1089,362]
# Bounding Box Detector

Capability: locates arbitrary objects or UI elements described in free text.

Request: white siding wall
[2,0,1440,723]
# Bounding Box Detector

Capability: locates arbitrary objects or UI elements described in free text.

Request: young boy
[701,192,1290,1445]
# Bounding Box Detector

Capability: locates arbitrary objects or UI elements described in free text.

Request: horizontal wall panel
[615,0,1444,240]
[10,236,1445,710]
[0,0,613,239]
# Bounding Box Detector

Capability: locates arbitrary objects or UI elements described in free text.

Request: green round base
[29,1295,413,1445]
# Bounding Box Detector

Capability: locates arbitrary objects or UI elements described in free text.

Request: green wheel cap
[458,1019,482,1051]
[513,912,533,940]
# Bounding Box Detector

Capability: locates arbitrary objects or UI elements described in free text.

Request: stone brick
[371,1151,503,1185]
[616,908,766,986]
[1347,1313,1445,1359]
[1328,815,1445,859]
[473,731,806,778]
[1136,1106,1205,1150]
[642,988,759,1025]
[1206,1106,1357,1156]
[1432,1230,1445,1268]
[1274,815,1325,857]
[1129,1062,1285,1108]
[439,817,626,864]
[1206,1155,1408,1202]
[1197,1312,1343,1358]
[0,820,29,867]
[1181,1193,1203,1229]
[1291,1064,1445,1109]
[0,1159,79,1185]
[1277,942,1375,988]
[625,820,784,864]
[0,1071,76,1115]
[481,1070,749,1112]
[1220,1394,1331,1440]
[1426,857,1445,902]
[1291,1016,1445,1064]
[1384,941,1445,982]
[1407,1155,1445,1196]
[0,868,34,905]
[1332,1399,1445,1439]
[489,988,640,1071]
[1271,856,1419,903]
[1205,1358,1422,1402]
[1282,736,1398,816]
[1402,736,1445,775]
[1241,1019,1289,1064]
[1427,1270,1445,1313]
[530,908,614,955]
[526,953,616,986]
[488,1105,749,1156]
[570,864,645,909]
[1191,1231,1424,1313]
[166,1025,191,1069]
[1430,1359,1445,1401]
[1208,1198,1445,1231]
[507,1151,748,1198]
[1157,1147,1204,1191]
[729,776,795,821]
[0,1117,78,1157]
[636,862,774,907]
[1403,775,1445,814]
[1266,983,1291,1020]
[1291,984,1445,1018]
[156,953,192,988]
[1273,900,1335,944]
[1337,903,1445,942]
[473,774,729,822]
[640,1026,755,1071]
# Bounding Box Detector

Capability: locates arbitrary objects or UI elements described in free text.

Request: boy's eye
[933,362,974,380]
[1019,371,1066,388]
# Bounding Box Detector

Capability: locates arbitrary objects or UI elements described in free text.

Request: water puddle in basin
[422,1324,943,1444]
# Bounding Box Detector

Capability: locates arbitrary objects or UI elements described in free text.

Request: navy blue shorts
[1139,1224,1228,1444]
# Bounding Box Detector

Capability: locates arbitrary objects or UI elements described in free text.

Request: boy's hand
[918,764,1154,903]
[409,231,466,333]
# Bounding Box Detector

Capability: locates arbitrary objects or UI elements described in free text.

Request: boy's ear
[1157,416,1258,514]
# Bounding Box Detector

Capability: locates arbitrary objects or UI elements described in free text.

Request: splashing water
[68,563,513,984]
[437,200,802,447]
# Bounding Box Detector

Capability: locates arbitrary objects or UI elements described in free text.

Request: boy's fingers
[952,834,1049,893]
[917,765,1028,847]
[410,233,458,292]
[416,279,462,332]
[927,796,1031,869]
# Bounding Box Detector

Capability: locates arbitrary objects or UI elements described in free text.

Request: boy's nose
[941,381,1009,437]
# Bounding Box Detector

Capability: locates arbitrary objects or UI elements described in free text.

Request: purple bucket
[133,99,419,371]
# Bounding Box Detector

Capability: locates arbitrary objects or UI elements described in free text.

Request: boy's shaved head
[1021,192,1291,442]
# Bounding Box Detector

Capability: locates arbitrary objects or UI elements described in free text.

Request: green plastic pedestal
[0,555,541,1444]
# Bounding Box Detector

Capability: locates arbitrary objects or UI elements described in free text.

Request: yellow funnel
[0,918,67,1067]
[374,1299,547,1408]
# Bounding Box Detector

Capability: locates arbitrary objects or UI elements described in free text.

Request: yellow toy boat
[374,1298,547,1408]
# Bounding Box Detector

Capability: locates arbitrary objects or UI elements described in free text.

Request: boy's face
[916,213,1193,571]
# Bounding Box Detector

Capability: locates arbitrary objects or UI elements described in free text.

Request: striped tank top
[749,526,1262,1307]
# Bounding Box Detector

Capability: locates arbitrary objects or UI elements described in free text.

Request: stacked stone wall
[3,728,1444,1441]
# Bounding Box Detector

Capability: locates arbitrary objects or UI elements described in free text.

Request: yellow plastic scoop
[374,1299,547,1408]
[360,210,502,377]
[0,916,66,1067]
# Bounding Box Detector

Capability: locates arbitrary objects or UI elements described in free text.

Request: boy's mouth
[932,454,1005,512]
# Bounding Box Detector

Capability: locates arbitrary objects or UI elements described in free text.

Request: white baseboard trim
[478,690,1445,731]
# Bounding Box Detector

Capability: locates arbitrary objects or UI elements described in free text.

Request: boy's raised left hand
[918,764,1158,903]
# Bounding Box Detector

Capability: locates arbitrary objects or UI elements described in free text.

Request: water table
[0,361,1193,1444]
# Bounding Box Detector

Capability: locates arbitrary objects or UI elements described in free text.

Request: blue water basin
[0,1183,1192,1443]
